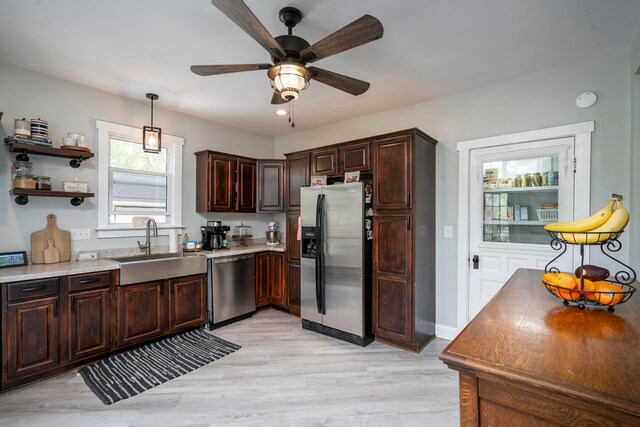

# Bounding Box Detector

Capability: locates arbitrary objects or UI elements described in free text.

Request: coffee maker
[201,221,230,250]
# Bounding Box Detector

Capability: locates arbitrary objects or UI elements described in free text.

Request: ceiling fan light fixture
[268,62,311,100]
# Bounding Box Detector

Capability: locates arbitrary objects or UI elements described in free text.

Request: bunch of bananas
[544,194,630,244]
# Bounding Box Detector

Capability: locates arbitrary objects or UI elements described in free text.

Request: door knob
[472,255,479,269]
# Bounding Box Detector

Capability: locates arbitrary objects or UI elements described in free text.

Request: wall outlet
[78,252,98,261]
[70,228,91,240]
[443,225,453,239]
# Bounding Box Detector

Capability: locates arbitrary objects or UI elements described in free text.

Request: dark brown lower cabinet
[256,253,271,308]
[5,296,59,382]
[270,253,285,308]
[68,287,111,361]
[255,252,286,309]
[2,271,208,391]
[168,275,207,333]
[287,262,301,316]
[117,280,165,349]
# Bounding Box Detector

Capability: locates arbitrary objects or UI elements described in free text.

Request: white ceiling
[1,0,640,137]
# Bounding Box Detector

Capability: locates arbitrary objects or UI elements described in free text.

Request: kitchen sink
[109,252,208,285]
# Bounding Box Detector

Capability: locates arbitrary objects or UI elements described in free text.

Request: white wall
[0,62,275,254]
[274,51,633,331]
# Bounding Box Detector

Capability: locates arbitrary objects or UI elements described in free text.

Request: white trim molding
[456,121,594,334]
[95,120,184,245]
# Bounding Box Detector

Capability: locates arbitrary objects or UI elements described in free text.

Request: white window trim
[95,120,184,242]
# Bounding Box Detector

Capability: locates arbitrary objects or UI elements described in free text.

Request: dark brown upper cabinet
[340,141,371,173]
[195,151,236,212]
[257,160,285,212]
[236,158,256,212]
[311,147,339,176]
[195,151,258,213]
[285,153,310,211]
[373,135,413,210]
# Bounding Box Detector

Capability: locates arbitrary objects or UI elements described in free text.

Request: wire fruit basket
[544,231,637,311]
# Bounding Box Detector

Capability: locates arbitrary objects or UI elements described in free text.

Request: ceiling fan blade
[270,92,289,105]
[300,15,383,63]
[191,64,272,76]
[211,0,286,59]
[308,67,370,96]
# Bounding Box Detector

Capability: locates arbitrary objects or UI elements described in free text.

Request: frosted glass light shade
[268,63,311,101]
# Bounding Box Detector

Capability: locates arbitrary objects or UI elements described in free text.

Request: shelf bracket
[69,158,83,168]
[70,197,85,206]
[14,195,29,205]
[15,151,29,162]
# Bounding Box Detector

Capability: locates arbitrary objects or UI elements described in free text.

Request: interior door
[467,138,576,320]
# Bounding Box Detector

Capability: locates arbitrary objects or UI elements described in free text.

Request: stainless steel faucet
[137,218,158,255]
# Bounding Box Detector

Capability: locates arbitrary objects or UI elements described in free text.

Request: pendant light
[143,93,161,153]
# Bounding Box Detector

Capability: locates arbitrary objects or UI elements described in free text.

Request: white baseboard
[435,324,459,341]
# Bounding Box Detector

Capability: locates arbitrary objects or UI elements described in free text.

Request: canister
[14,118,30,137]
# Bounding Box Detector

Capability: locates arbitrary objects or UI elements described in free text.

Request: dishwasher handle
[213,255,254,264]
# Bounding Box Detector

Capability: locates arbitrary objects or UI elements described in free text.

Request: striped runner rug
[79,329,240,404]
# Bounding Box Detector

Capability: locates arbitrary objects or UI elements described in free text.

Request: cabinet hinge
[573,158,577,173]
[2,311,6,320]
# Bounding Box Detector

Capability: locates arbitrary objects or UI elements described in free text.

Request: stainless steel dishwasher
[208,254,256,329]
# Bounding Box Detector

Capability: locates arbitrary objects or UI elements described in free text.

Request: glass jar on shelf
[34,176,52,190]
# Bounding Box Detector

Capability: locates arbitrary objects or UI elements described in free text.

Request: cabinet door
[168,275,207,333]
[340,141,371,173]
[270,253,286,308]
[237,158,256,212]
[68,288,111,361]
[287,213,301,262]
[285,153,310,210]
[374,135,413,210]
[311,148,339,176]
[257,160,285,212]
[6,297,59,380]
[372,214,413,344]
[117,281,164,348]
[286,262,301,316]
[209,153,236,212]
[255,253,271,308]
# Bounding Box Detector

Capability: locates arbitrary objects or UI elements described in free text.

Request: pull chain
[289,100,295,128]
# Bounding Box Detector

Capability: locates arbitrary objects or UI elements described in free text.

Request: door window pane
[482,155,559,244]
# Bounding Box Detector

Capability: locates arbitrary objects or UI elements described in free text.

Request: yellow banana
[561,200,630,244]
[544,199,616,232]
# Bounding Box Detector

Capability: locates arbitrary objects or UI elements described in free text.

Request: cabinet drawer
[7,278,60,302]
[68,271,111,292]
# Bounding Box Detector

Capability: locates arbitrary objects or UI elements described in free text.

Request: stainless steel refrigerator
[300,182,372,346]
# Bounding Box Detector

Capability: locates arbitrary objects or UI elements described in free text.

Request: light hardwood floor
[0,309,459,426]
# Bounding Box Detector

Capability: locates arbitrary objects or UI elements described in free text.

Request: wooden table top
[440,268,640,417]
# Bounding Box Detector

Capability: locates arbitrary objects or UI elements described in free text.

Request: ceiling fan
[191,0,384,105]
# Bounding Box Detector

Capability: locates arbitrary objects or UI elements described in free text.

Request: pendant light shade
[143,93,161,153]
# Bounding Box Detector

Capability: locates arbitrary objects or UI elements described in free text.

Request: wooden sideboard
[440,268,640,426]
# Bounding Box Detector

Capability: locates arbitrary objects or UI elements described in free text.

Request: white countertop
[200,243,286,258]
[0,243,286,283]
[0,259,120,283]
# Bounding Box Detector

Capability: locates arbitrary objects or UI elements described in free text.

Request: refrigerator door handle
[319,193,326,314]
[315,193,323,314]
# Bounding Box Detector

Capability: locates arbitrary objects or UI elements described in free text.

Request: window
[110,138,169,224]
[96,120,183,238]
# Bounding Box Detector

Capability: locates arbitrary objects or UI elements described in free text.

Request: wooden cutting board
[31,214,71,264]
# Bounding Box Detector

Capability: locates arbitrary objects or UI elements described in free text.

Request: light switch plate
[70,228,91,240]
[443,225,453,239]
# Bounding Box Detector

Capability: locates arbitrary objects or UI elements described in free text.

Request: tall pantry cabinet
[372,130,436,352]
